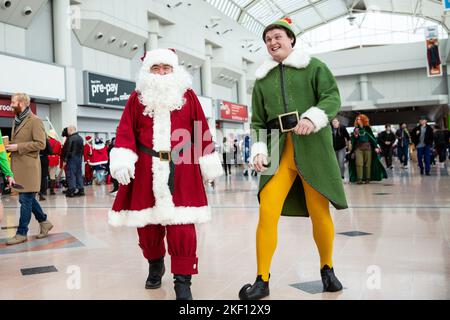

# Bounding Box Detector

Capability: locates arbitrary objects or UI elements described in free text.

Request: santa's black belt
[137,142,175,195]
[266,111,299,133]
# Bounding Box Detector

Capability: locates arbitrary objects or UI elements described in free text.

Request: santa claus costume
[83,136,93,185]
[109,48,223,300]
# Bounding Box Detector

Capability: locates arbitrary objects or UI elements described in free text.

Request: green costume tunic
[251,49,348,217]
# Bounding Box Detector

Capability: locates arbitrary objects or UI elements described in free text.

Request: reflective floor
[1,160,449,300]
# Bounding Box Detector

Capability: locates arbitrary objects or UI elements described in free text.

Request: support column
[239,60,250,132]
[359,74,369,101]
[51,0,77,136]
[146,19,160,51]
[201,43,213,97]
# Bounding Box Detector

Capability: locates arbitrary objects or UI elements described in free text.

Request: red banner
[219,100,248,122]
[0,98,37,118]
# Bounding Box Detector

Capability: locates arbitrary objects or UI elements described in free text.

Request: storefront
[0,97,38,138]
[215,99,249,157]
[78,71,135,142]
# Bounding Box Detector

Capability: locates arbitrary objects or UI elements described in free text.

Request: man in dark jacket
[38,138,52,201]
[395,123,412,169]
[378,124,397,169]
[331,118,350,179]
[411,116,434,175]
[65,125,85,197]
[433,125,448,167]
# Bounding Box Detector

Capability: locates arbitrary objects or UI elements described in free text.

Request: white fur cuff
[109,147,138,178]
[250,142,268,163]
[199,152,224,181]
[301,107,329,133]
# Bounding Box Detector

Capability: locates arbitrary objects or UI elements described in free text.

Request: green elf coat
[251,48,348,217]
[348,126,388,183]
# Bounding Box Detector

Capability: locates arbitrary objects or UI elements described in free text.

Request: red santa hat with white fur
[140,48,179,70]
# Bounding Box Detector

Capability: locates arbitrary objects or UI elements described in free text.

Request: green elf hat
[262,17,296,47]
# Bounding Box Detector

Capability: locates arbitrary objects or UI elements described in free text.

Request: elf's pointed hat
[263,17,296,47]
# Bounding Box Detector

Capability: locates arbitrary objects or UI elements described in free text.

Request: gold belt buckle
[278,111,299,133]
[159,151,171,162]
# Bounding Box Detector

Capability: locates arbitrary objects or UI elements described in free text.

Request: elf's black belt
[137,142,176,194]
[266,111,299,132]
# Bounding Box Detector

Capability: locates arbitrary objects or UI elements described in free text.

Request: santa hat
[85,135,92,143]
[140,48,179,71]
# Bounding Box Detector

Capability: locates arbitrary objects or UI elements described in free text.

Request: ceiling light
[131,44,139,51]
[120,40,128,48]
[1,1,12,9]
[108,36,117,43]
[95,32,104,40]
[22,6,32,16]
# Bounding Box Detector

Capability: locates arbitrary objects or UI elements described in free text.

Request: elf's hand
[293,118,315,136]
[253,154,268,172]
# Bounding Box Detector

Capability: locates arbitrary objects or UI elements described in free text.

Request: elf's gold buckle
[278,111,299,133]
[159,151,171,162]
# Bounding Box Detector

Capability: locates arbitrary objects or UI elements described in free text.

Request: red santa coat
[108,89,223,227]
[83,143,92,163]
[89,143,108,166]
[48,137,62,167]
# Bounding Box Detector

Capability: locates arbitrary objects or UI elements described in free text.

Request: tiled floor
[0,161,449,300]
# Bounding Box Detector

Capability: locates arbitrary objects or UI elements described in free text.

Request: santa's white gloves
[109,148,138,186]
[114,167,134,185]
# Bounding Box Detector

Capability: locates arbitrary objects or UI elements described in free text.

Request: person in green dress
[348,114,387,184]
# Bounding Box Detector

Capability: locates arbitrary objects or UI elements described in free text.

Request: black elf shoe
[320,265,343,292]
[145,257,165,289]
[239,275,270,300]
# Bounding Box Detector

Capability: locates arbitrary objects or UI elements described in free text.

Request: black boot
[145,257,165,289]
[49,180,56,195]
[239,275,269,300]
[320,265,343,292]
[173,275,192,300]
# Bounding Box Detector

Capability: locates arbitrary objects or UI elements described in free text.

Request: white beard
[136,66,192,117]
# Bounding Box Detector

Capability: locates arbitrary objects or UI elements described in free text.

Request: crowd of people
[0,17,449,301]
[331,115,450,182]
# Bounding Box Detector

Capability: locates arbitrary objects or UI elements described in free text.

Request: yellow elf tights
[256,133,335,282]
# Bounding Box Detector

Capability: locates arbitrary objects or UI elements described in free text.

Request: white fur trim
[92,143,105,150]
[301,107,329,133]
[142,48,178,71]
[108,206,211,227]
[88,160,108,166]
[250,142,268,163]
[199,152,223,181]
[255,48,311,80]
[151,108,175,208]
[110,148,138,178]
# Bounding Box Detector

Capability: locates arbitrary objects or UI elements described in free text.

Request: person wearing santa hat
[109,48,223,300]
[47,129,62,195]
[83,136,93,185]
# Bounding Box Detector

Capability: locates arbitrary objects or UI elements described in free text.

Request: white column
[202,44,213,97]
[239,60,251,132]
[238,60,247,105]
[359,74,369,101]
[147,19,160,51]
[51,0,77,135]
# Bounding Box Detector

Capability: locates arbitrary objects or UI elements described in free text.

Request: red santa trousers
[137,224,198,275]
[84,163,93,182]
